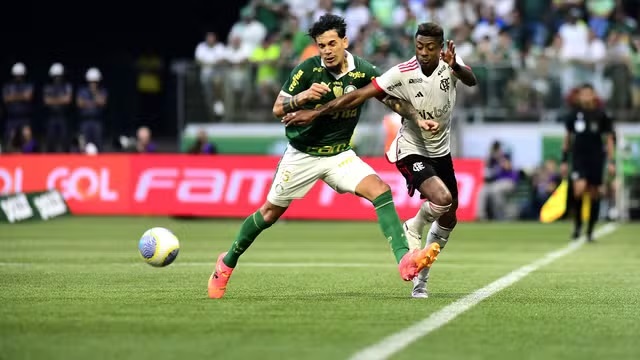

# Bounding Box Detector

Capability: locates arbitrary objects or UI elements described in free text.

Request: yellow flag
[581,192,591,222]
[540,180,568,223]
[540,179,592,223]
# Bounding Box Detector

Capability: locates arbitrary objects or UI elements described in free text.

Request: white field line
[349,223,619,360]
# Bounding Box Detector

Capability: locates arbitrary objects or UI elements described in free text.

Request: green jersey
[281,52,380,156]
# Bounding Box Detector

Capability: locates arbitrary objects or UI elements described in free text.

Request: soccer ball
[138,227,180,267]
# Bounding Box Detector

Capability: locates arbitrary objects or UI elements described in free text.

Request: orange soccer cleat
[398,243,440,281]
[208,252,235,299]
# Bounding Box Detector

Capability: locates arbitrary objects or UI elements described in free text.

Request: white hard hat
[11,62,26,76]
[86,67,102,82]
[85,143,98,155]
[49,63,64,77]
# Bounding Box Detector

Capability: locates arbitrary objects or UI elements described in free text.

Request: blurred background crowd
[189,0,640,122]
[2,0,639,220]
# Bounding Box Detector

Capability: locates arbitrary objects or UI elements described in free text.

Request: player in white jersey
[282,22,477,298]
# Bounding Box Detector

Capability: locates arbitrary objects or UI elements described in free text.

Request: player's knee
[356,175,390,200]
[259,202,287,224]
[431,189,452,207]
[378,182,391,195]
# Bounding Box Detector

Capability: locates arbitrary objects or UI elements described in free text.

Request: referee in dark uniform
[561,84,616,242]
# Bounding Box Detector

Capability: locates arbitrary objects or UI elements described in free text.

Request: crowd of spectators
[194,0,640,122]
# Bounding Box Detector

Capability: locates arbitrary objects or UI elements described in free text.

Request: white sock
[418,221,453,281]
[407,201,451,235]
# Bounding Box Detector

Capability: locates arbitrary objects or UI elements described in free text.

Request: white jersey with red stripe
[372,55,466,161]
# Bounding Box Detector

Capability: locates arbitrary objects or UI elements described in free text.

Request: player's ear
[343,36,349,50]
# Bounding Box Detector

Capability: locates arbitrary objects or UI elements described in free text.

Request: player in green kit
[208,14,440,299]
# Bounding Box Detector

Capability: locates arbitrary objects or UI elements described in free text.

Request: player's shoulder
[352,54,375,69]
[393,56,419,73]
[296,56,323,72]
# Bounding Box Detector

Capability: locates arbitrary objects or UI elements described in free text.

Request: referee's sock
[573,196,583,237]
[587,198,601,238]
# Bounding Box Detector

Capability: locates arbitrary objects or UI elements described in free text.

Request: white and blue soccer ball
[138,227,180,267]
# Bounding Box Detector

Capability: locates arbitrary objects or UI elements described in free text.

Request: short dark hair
[415,22,444,46]
[308,14,347,39]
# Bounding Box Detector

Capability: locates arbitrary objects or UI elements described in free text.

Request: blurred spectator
[223,35,253,121]
[229,7,268,55]
[77,67,108,150]
[136,126,157,153]
[312,0,343,24]
[43,63,72,152]
[605,30,632,109]
[415,0,447,29]
[520,159,561,219]
[254,0,289,34]
[344,0,370,42]
[277,34,299,85]
[250,33,282,108]
[2,62,33,144]
[493,0,516,22]
[188,130,218,154]
[8,125,38,154]
[478,140,519,220]
[586,0,615,38]
[285,0,317,31]
[195,32,227,118]
[517,0,551,48]
[370,0,398,28]
[472,6,504,45]
[442,0,478,30]
[281,16,311,57]
[392,0,413,30]
[586,29,607,96]
[558,8,590,96]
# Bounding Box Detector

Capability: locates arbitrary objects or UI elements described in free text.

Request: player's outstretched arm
[442,40,477,87]
[315,82,381,115]
[380,97,439,133]
[272,83,331,118]
[281,83,381,126]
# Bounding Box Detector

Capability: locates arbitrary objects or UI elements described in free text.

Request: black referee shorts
[571,155,605,186]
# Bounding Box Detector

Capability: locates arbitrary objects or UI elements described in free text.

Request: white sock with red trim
[406,201,451,235]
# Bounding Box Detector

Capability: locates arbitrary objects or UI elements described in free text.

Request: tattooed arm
[380,96,423,126]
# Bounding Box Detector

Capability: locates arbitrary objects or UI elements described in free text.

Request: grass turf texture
[1,217,639,360]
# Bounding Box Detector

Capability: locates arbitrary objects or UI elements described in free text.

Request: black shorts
[571,156,604,186]
[395,154,458,201]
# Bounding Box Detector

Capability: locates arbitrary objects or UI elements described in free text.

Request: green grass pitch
[1,217,639,360]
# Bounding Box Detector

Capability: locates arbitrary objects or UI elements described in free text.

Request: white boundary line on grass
[349,223,619,360]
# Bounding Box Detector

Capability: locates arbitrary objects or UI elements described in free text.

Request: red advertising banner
[0,155,484,221]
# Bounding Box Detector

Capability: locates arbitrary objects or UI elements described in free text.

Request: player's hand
[608,162,616,177]
[301,83,331,102]
[282,109,318,127]
[560,162,569,178]
[441,40,457,67]
[418,119,439,134]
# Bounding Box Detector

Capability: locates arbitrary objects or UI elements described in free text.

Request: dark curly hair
[415,22,444,46]
[308,14,347,40]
